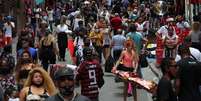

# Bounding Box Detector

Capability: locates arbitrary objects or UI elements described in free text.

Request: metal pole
[185,0,189,21]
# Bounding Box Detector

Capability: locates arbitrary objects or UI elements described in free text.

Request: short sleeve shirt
[157,77,177,101]
[112,35,126,50]
[157,25,168,38]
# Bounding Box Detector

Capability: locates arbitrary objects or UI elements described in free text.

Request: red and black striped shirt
[76,60,104,100]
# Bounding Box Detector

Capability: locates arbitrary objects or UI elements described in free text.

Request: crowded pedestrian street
[0,0,201,101]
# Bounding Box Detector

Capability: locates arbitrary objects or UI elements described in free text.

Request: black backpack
[0,53,15,70]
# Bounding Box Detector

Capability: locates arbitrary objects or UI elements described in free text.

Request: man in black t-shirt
[157,58,177,101]
[176,44,201,101]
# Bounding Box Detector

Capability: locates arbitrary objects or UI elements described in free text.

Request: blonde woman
[112,39,139,101]
[39,30,58,70]
[19,67,57,101]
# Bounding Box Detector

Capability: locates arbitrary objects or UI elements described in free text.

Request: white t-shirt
[4,22,15,37]
[175,47,201,62]
[157,25,168,38]
[56,24,72,33]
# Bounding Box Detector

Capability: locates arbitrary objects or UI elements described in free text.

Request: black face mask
[0,67,10,75]
[59,85,74,96]
[21,58,32,64]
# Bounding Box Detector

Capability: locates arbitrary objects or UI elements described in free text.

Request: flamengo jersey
[76,60,104,100]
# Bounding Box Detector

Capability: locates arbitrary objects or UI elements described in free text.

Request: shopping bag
[67,39,74,57]
[139,54,148,67]
[65,49,73,64]
[104,55,114,73]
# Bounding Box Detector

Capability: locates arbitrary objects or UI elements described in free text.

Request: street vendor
[112,39,139,101]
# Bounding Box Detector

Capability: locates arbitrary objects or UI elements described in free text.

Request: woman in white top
[56,16,72,61]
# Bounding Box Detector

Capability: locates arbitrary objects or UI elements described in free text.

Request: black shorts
[117,64,134,72]
[103,45,110,48]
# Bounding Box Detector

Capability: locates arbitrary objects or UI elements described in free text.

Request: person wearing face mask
[20,67,57,101]
[46,67,91,101]
[17,40,38,63]
[15,51,36,91]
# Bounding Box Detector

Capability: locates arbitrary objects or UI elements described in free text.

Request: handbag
[139,45,148,68]
[139,53,148,67]
[104,55,115,73]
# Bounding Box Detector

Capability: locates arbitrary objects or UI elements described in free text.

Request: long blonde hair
[40,34,55,46]
[124,39,139,62]
[24,67,57,96]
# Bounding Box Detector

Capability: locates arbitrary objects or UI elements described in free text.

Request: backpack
[0,53,15,70]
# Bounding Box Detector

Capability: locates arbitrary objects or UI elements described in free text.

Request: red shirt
[0,36,5,48]
[76,60,104,100]
[110,16,122,30]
